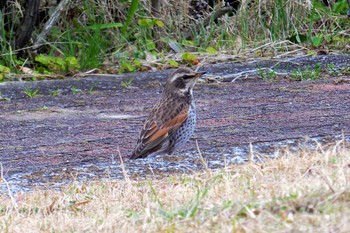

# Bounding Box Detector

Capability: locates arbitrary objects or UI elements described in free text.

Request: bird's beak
[195,71,206,78]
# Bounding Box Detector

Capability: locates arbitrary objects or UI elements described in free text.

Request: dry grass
[1,140,350,232]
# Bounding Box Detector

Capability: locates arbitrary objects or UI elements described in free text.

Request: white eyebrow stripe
[169,72,185,83]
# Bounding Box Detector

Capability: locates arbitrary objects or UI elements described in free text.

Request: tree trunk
[13,0,40,50]
[0,0,8,10]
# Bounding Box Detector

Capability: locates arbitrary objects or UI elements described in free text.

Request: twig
[32,0,70,51]
[248,143,254,163]
[117,146,131,185]
[185,6,235,40]
[0,163,19,211]
[194,57,207,73]
[148,164,156,179]
[196,140,210,174]
[316,170,335,194]
[151,0,161,18]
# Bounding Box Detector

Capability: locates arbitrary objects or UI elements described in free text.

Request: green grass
[0,11,17,74]
[50,89,61,97]
[23,86,40,98]
[290,63,322,80]
[258,68,278,80]
[121,78,134,89]
[71,86,82,95]
[0,0,349,79]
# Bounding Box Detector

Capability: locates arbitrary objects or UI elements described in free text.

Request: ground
[0,55,349,191]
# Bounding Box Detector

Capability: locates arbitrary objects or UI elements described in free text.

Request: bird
[130,67,206,159]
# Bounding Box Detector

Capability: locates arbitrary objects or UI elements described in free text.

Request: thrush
[130,67,205,159]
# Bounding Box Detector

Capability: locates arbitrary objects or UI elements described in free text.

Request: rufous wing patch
[136,111,188,155]
[163,112,188,129]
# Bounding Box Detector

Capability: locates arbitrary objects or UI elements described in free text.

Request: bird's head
[165,67,206,96]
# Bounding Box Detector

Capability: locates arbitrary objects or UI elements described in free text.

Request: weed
[35,54,80,74]
[182,52,198,65]
[119,59,143,73]
[291,63,322,80]
[168,59,179,68]
[258,68,277,80]
[122,0,139,36]
[121,78,134,88]
[326,63,341,76]
[78,27,109,69]
[89,84,97,93]
[1,0,349,76]
[50,89,61,97]
[0,11,16,71]
[0,64,11,81]
[23,87,40,98]
[71,86,82,95]
[341,67,350,75]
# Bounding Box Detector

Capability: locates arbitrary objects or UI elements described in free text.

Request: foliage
[0,0,349,79]
[121,78,134,88]
[258,68,277,80]
[50,89,61,97]
[122,0,139,36]
[182,52,199,65]
[0,65,11,81]
[290,63,322,80]
[71,86,82,94]
[35,54,80,73]
[23,86,40,98]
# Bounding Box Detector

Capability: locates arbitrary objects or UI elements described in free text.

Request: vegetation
[1,1,349,230]
[23,86,40,98]
[0,0,349,80]
[1,141,349,232]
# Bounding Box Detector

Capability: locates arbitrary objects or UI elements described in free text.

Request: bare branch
[32,0,70,51]
[185,6,235,40]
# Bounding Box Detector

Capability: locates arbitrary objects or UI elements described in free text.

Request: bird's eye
[183,75,194,80]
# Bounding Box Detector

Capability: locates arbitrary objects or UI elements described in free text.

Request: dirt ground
[1,55,350,190]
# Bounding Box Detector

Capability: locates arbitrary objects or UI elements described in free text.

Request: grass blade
[122,0,139,36]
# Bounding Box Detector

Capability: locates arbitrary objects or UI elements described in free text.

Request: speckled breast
[168,100,196,154]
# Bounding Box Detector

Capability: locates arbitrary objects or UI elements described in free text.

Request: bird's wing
[130,104,189,159]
